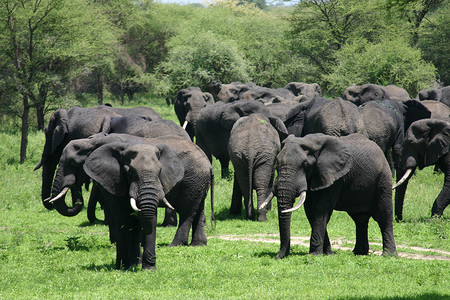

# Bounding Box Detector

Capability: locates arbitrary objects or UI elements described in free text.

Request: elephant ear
[284,102,308,136]
[154,144,184,193]
[48,109,69,154]
[203,92,215,104]
[301,134,352,191]
[313,83,322,97]
[268,116,289,141]
[83,142,128,197]
[99,115,112,134]
[220,105,244,130]
[425,120,450,166]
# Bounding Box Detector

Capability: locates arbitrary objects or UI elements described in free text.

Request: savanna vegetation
[0,0,449,298]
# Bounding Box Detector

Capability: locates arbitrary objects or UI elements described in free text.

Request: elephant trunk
[41,159,59,210]
[134,185,160,234]
[50,164,84,217]
[275,186,297,259]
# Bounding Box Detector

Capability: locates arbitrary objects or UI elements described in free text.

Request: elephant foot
[324,249,335,255]
[142,264,157,271]
[169,238,188,247]
[381,249,398,257]
[229,206,241,216]
[257,214,267,222]
[190,240,207,246]
[308,251,324,256]
[352,249,369,256]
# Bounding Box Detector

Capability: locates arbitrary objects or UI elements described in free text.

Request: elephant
[393,119,450,218]
[47,133,213,269]
[283,97,366,138]
[417,86,450,107]
[34,105,162,212]
[87,115,190,225]
[343,84,410,105]
[228,113,288,221]
[240,86,297,103]
[358,99,431,220]
[174,87,214,140]
[284,82,322,101]
[421,100,450,119]
[217,82,260,103]
[195,100,274,178]
[261,134,396,258]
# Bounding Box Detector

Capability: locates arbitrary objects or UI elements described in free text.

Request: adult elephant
[283,97,366,137]
[34,105,162,212]
[195,100,273,178]
[284,82,322,101]
[47,133,213,270]
[393,119,450,218]
[217,82,259,103]
[261,134,396,258]
[417,86,450,107]
[174,87,214,140]
[421,100,450,119]
[343,84,410,105]
[88,115,190,226]
[240,86,296,103]
[228,113,288,221]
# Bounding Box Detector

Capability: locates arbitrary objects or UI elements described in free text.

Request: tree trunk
[97,72,103,105]
[20,94,29,163]
[35,101,45,131]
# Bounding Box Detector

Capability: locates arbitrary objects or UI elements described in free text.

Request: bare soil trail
[210,233,450,261]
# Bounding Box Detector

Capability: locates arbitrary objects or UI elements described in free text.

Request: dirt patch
[210,233,450,261]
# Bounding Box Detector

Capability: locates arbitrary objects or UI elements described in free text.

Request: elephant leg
[431,158,450,217]
[256,188,269,222]
[169,213,192,247]
[219,157,230,179]
[190,203,207,246]
[87,183,105,224]
[394,169,410,222]
[141,214,157,270]
[349,213,370,255]
[161,207,177,227]
[230,174,243,216]
[323,230,333,255]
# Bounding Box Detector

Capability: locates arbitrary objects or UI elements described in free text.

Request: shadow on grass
[254,249,309,259]
[82,262,116,271]
[78,220,105,227]
[213,207,245,221]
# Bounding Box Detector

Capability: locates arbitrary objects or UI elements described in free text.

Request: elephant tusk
[282,191,306,213]
[392,168,413,190]
[130,197,141,212]
[182,120,188,130]
[33,160,43,171]
[259,191,274,210]
[43,196,53,203]
[49,187,70,203]
[162,197,175,210]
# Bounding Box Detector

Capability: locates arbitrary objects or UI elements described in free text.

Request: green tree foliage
[417,2,450,85]
[324,38,436,96]
[0,0,117,162]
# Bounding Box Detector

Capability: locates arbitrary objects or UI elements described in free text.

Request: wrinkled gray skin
[284,97,366,137]
[395,119,450,218]
[240,86,297,103]
[217,82,260,103]
[284,82,322,101]
[343,84,410,105]
[273,134,396,258]
[34,105,161,213]
[421,100,450,119]
[196,100,273,178]
[228,114,288,221]
[174,87,214,140]
[87,115,190,226]
[417,86,450,107]
[49,133,212,270]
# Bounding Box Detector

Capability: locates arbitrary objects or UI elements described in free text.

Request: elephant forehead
[124,144,160,164]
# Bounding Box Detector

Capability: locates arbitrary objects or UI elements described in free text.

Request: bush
[324,38,437,96]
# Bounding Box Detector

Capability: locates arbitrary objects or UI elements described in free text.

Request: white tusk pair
[130,197,175,212]
[182,120,188,130]
[392,168,413,190]
[281,191,307,213]
[49,187,70,203]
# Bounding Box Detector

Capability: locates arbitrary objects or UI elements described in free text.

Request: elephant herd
[35,81,449,270]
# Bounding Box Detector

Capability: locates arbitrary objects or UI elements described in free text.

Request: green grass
[0,96,449,299]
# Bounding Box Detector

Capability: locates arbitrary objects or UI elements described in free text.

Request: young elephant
[261,134,396,258]
[228,113,288,221]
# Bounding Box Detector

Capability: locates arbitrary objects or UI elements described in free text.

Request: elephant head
[174,87,214,140]
[217,82,258,103]
[83,142,184,232]
[417,88,442,102]
[284,82,322,101]
[265,134,352,258]
[343,84,386,106]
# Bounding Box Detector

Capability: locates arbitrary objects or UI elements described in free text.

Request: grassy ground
[0,96,448,299]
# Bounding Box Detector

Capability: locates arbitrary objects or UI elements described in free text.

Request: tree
[0,0,116,162]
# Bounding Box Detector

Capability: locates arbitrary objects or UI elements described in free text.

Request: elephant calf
[228,113,288,221]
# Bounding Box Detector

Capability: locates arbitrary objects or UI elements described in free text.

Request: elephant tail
[210,167,215,224]
[248,157,254,216]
